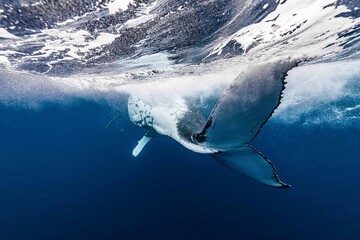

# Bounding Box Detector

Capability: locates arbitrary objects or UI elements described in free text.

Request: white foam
[108,0,134,14]
[0,28,20,39]
[115,65,238,103]
[26,29,91,60]
[274,59,360,126]
[19,29,119,65]
[80,32,118,52]
[0,56,11,66]
[1,58,359,127]
[123,1,158,28]
[207,0,359,60]
[56,18,77,27]
[116,52,176,70]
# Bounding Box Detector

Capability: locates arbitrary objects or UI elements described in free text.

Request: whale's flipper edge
[132,135,152,157]
[212,146,290,188]
[194,59,299,151]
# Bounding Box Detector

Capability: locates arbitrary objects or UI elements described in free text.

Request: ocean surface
[1,0,360,239]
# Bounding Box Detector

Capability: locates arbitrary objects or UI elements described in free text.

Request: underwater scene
[0,0,360,239]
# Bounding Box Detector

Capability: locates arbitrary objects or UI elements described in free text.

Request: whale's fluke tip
[212,145,290,188]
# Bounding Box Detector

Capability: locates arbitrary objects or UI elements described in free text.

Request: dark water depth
[0,101,359,240]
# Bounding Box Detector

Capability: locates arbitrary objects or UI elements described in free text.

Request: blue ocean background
[0,99,359,240]
[1,0,360,238]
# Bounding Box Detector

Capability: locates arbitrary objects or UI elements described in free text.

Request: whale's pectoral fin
[212,146,290,188]
[194,59,299,150]
[132,135,152,157]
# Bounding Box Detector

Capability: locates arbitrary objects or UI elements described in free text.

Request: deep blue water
[0,100,359,240]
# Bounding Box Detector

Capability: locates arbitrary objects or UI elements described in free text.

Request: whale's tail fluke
[212,145,290,188]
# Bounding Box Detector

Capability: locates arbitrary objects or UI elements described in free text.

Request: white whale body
[128,59,298,188]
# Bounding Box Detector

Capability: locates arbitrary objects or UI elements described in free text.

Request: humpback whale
[127,59,298,188]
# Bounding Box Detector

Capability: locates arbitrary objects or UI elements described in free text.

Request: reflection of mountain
[0,0,359,74]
